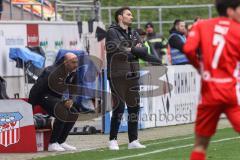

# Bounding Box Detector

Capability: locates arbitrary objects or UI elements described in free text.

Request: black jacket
[106,24,160,79]
[29,64,77,106]
[168,29,185,51]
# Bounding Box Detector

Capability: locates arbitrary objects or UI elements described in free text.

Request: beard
[123,20,132,27]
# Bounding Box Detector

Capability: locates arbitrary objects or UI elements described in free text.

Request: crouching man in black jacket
[106,7,161,150]
[29,53,79,152]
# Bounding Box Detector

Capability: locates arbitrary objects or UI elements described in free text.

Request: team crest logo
[0,112,23,147]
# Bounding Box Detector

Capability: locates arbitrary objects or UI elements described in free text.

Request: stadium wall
[0,21,105,98]
[104,65,201,133]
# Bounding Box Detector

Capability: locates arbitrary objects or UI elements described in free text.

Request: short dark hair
[114,7,131,23]
[169,19,184,33]
[145,22,154,29]
[215,0,240,16]
[173,19,184,27]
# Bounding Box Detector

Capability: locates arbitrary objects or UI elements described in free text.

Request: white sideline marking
[121,136,194,149]
[145,136,194,146]
[107,137,240,160]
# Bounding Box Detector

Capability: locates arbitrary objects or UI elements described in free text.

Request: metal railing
[56,0,101,21]
[8,0,45,20]
[53,0,101,21]
[6,0,100,21]
[6,0,214,33]
[101,4,215,34]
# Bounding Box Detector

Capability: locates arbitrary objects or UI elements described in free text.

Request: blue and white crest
[0,112,23,126]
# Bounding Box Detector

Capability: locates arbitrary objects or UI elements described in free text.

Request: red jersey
[183,17,240,105]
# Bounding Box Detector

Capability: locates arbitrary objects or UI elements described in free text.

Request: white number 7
[212,34,225,69]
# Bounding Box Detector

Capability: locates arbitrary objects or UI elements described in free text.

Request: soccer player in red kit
[183,0,240,160]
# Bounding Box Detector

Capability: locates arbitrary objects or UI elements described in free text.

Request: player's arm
[183,23,201,70]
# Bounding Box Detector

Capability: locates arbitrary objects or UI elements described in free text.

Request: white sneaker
[128,140,146,149]
[60,143,77,151]
[48,143,65,152]
[108,140,119,150]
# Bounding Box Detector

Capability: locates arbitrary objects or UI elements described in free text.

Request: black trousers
[109,76,140,143]
[39,94,78,144]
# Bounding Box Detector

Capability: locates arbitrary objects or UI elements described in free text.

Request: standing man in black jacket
[29,52,79,152]
[106,7,160,150]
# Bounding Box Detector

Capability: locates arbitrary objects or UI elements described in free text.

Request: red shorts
[195,103,240,137]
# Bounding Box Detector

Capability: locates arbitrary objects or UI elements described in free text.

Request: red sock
[190,151,206,160]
